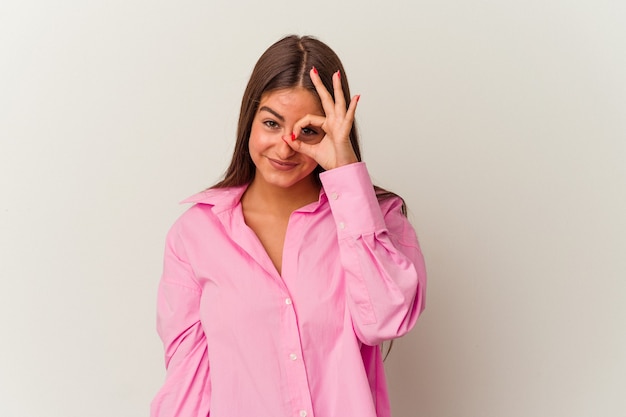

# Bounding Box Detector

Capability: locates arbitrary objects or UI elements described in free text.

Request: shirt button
[299,411,307,417]
[285,298,292,305]
[330,192,338,200]
[289,353,298,361]
[338,222,345,230]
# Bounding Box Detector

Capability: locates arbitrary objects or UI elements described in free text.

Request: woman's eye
[263,120,279,129]
[301,127,318,136]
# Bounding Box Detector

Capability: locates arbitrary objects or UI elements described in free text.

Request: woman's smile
[266,156,298,171]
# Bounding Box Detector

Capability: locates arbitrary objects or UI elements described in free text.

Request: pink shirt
[151,162,426,417]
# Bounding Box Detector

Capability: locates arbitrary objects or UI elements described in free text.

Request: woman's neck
[242,176,321,217]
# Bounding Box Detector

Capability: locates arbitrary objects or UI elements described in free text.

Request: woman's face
[248,87,324,191]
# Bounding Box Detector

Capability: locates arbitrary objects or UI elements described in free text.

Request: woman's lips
[267,157,298,171]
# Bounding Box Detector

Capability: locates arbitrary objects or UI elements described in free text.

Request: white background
[1,1,625,416]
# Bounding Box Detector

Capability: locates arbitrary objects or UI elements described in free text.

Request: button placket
[280,214,315,417]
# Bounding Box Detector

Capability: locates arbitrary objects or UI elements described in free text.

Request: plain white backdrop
[1,1,625,416]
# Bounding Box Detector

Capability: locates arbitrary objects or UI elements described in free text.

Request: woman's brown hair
[212,35,405,214]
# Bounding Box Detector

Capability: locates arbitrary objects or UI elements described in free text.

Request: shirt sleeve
[319,162,427,346]
[150,222,211,417]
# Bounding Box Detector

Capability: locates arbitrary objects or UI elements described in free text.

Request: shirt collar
[180,184,328,214]
[179,185,247,213]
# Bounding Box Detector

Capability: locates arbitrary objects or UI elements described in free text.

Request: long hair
[212,35,405,213]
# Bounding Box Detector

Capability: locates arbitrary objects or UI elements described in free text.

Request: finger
[309,67,336,117]
[333,70,346,115]
[292,114,326,140]
[282,133,319,160]
[344,94,360,127]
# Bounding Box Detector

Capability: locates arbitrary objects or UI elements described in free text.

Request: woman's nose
[277,133,296,159]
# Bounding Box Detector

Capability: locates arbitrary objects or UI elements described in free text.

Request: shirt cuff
[319,162,386,239]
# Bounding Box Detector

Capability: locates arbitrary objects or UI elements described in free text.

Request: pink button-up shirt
[151,162,426,417]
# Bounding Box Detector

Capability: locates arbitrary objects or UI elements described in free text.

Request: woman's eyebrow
[258,106,284,122]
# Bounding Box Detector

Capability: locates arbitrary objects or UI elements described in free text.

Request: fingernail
[291,132,296,141]
[337,70,341,79]
[356,94,361,102]
[312,66,318,75]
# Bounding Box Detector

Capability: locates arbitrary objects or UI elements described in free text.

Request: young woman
[151,35,426,417]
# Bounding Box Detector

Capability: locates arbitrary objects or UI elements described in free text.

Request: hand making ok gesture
[285,67,360,171]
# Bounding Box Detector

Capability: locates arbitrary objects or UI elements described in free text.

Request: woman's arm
[320,162,426,346]
[284,66,426,345]
[151,223,211,417]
